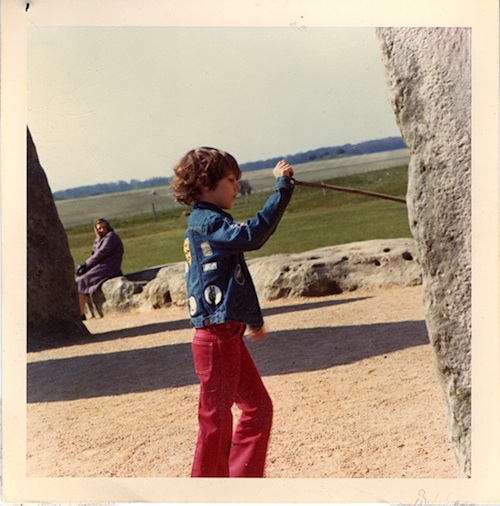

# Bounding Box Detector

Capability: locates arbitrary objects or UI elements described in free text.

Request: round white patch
[204,284,223,306]
[188,296,197,316]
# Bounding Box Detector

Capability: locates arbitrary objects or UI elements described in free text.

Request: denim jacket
[183,176,295,328]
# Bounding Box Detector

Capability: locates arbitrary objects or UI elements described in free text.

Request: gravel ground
[27,285,456,478]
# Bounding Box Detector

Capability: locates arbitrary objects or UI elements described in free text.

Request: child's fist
[273,160,294,178]
[246,326,268,342]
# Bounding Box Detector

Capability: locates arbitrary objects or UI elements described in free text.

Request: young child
[172,147,295,477]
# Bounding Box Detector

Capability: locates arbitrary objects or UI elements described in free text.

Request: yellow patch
[183,237,192,266]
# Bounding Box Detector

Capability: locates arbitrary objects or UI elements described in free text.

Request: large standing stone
[376,28,471,477]
[27,128,89,350]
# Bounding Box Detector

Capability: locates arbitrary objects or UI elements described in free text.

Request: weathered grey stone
[135,273,172,310]
[249,238,421,299]
[100,263,188,312]
[98,238,421,314]
[377,27,471,477]
[131,267,174,311]
[159,263,188,305]
[100,276,145,313]
[27,128,89,351]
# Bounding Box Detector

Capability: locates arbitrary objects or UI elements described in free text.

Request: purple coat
[77,230,124,294]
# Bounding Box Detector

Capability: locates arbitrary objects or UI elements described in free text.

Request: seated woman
[75,218,124,319]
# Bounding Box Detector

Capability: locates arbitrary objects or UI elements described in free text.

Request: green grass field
[66,165,411,273]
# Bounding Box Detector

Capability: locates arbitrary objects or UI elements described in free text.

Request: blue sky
[27,26,401,192]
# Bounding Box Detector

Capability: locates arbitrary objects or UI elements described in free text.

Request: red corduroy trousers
[190,322,273,477]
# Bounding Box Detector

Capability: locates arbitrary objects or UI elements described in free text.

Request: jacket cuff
[275,175,296,190]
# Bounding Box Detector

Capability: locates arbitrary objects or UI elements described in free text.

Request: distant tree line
[239,136,406,173]
[53,136,406,200]
[53,176,170,200]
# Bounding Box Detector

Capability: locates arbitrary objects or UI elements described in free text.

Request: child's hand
[273,160,294,179]
[246,326,268,342]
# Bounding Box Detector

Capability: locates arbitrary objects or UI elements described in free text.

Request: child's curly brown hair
[171,147,242,206]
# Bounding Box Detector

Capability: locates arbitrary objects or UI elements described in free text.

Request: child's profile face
[200,171,241,210]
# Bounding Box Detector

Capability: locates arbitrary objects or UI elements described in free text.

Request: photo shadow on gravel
[248,319,429,377]
[28,318,428,403]
[261,296,370,318]
[77,318,192,345]
[31,297,371,350]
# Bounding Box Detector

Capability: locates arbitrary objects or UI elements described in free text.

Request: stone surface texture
[376,27,471,477]
[98,238,421,314]
[27,128,89,351]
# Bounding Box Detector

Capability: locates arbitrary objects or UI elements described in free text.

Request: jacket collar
[192,201,233,220]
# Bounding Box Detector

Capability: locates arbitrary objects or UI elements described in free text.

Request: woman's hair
[171,147,241,205]
[94,218,113,231]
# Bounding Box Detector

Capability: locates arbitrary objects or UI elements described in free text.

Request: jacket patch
[234,264,245,285]
[227,220,247,229]
[183,238,192,266]
[188,296,197,316]
[203,262,218,272]
[200,241,213,257]
[204,284,223,306]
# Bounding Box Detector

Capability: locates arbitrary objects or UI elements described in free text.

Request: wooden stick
[292,179,407,204]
